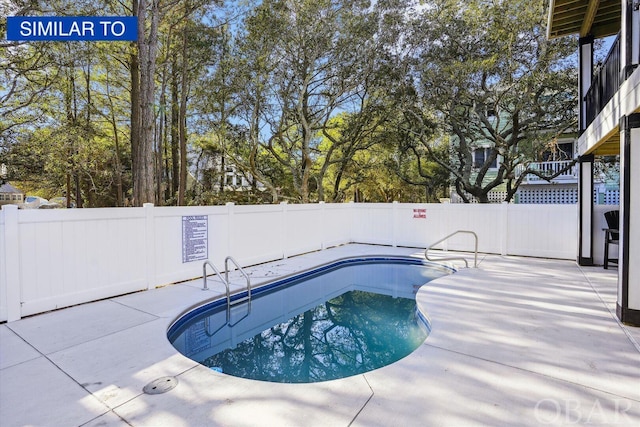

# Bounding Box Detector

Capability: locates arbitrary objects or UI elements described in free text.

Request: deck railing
[584,34,621,129]
[516,160,578,183]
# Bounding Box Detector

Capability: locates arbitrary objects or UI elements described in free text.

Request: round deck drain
[143,376,178,395]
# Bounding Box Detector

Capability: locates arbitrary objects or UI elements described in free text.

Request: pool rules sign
[182,216,208,263]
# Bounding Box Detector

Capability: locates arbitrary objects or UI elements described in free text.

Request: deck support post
[577,154,594,266]
[618,113,640,326]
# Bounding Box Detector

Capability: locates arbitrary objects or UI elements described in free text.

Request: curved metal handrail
[202,260,227,292]
[201,257,253,334]
[425,230,478,268]
[202,260,231,336]
[225,256,252,325]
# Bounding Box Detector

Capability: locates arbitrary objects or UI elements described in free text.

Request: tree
[399,0,577,203]
[383,122,451,203]
[228,0,384,203]
[1,0,579,206]
[0,1,60,151]
[317,110,392,202]
[131,0,160,206]
[0,1,138,206]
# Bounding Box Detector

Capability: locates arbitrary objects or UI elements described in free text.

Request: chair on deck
[603,210,619,269]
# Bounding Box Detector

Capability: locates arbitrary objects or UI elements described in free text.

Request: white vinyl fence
[1,202,581,322]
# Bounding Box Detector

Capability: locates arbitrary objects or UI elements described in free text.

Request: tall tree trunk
[112,121,124,207]
[64,62,82,208]
[154,121,163,205]
[162,89,170,203]
[155,67,166,206]
[177,26,188,206]
[219,151,225,193]
[157,53,170,205]
[105,71,124,207]
[66,174,72,208]
[170,58,180,201]
[81,57,92,207]
[134,0,159,206]
[130,1,140,206]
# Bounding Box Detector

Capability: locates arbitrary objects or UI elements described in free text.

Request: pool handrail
[425,230,478,268]
[202,260,232,336]
[202,260,227,292]
[201,257,253,333]
[224,256,252,326]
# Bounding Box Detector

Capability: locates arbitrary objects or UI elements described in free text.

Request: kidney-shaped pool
[167,256,452,383]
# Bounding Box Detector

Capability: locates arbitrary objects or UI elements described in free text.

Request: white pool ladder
[425,230,478,268]
[202,256,252,336]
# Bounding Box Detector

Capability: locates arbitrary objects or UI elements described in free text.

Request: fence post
[280,201,288,258]
[3,205,21,321]
[144,203,156,290]
[319,201,326,250]
[501,202,509,256]
[226,202,235,258]
[348,201,355,243]
[392,201,399,247]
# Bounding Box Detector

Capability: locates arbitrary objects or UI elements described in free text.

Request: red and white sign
[413,208,426,219]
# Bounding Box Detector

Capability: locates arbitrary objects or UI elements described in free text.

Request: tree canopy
[0,0,578,205]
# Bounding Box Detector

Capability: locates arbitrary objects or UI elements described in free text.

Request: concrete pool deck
[1,244,639,426]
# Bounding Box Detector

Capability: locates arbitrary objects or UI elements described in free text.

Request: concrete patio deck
[1,244,639,426]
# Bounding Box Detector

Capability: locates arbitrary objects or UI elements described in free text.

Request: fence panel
[351,204,395,245]
[232,204,285,266]
[16,208,147,317]
[441,204,503,253]
[1,202,583,321]
[284,204,323,256]
[322,204,352,248]
[506,204,577,259]
[394,204,431,247]
[415,204,456,249]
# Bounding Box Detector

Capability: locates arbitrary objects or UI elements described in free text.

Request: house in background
[548,0,640,326]
[513,134,581,204]
[0,182,24,206]
[446,99,604,204]
[449,131,619,204]
[202,153,266,193]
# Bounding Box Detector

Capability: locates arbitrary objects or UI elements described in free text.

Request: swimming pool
[168,256,452,383]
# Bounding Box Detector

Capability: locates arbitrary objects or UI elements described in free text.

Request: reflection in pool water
[202,290,427,383]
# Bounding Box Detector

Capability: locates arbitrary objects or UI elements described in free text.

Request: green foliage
[0,0,577,206]
[398,0,577,202]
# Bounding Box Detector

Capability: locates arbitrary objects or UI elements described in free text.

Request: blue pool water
[168,256,451,383]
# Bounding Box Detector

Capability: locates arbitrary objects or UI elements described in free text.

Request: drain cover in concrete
[143,376,178,394]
